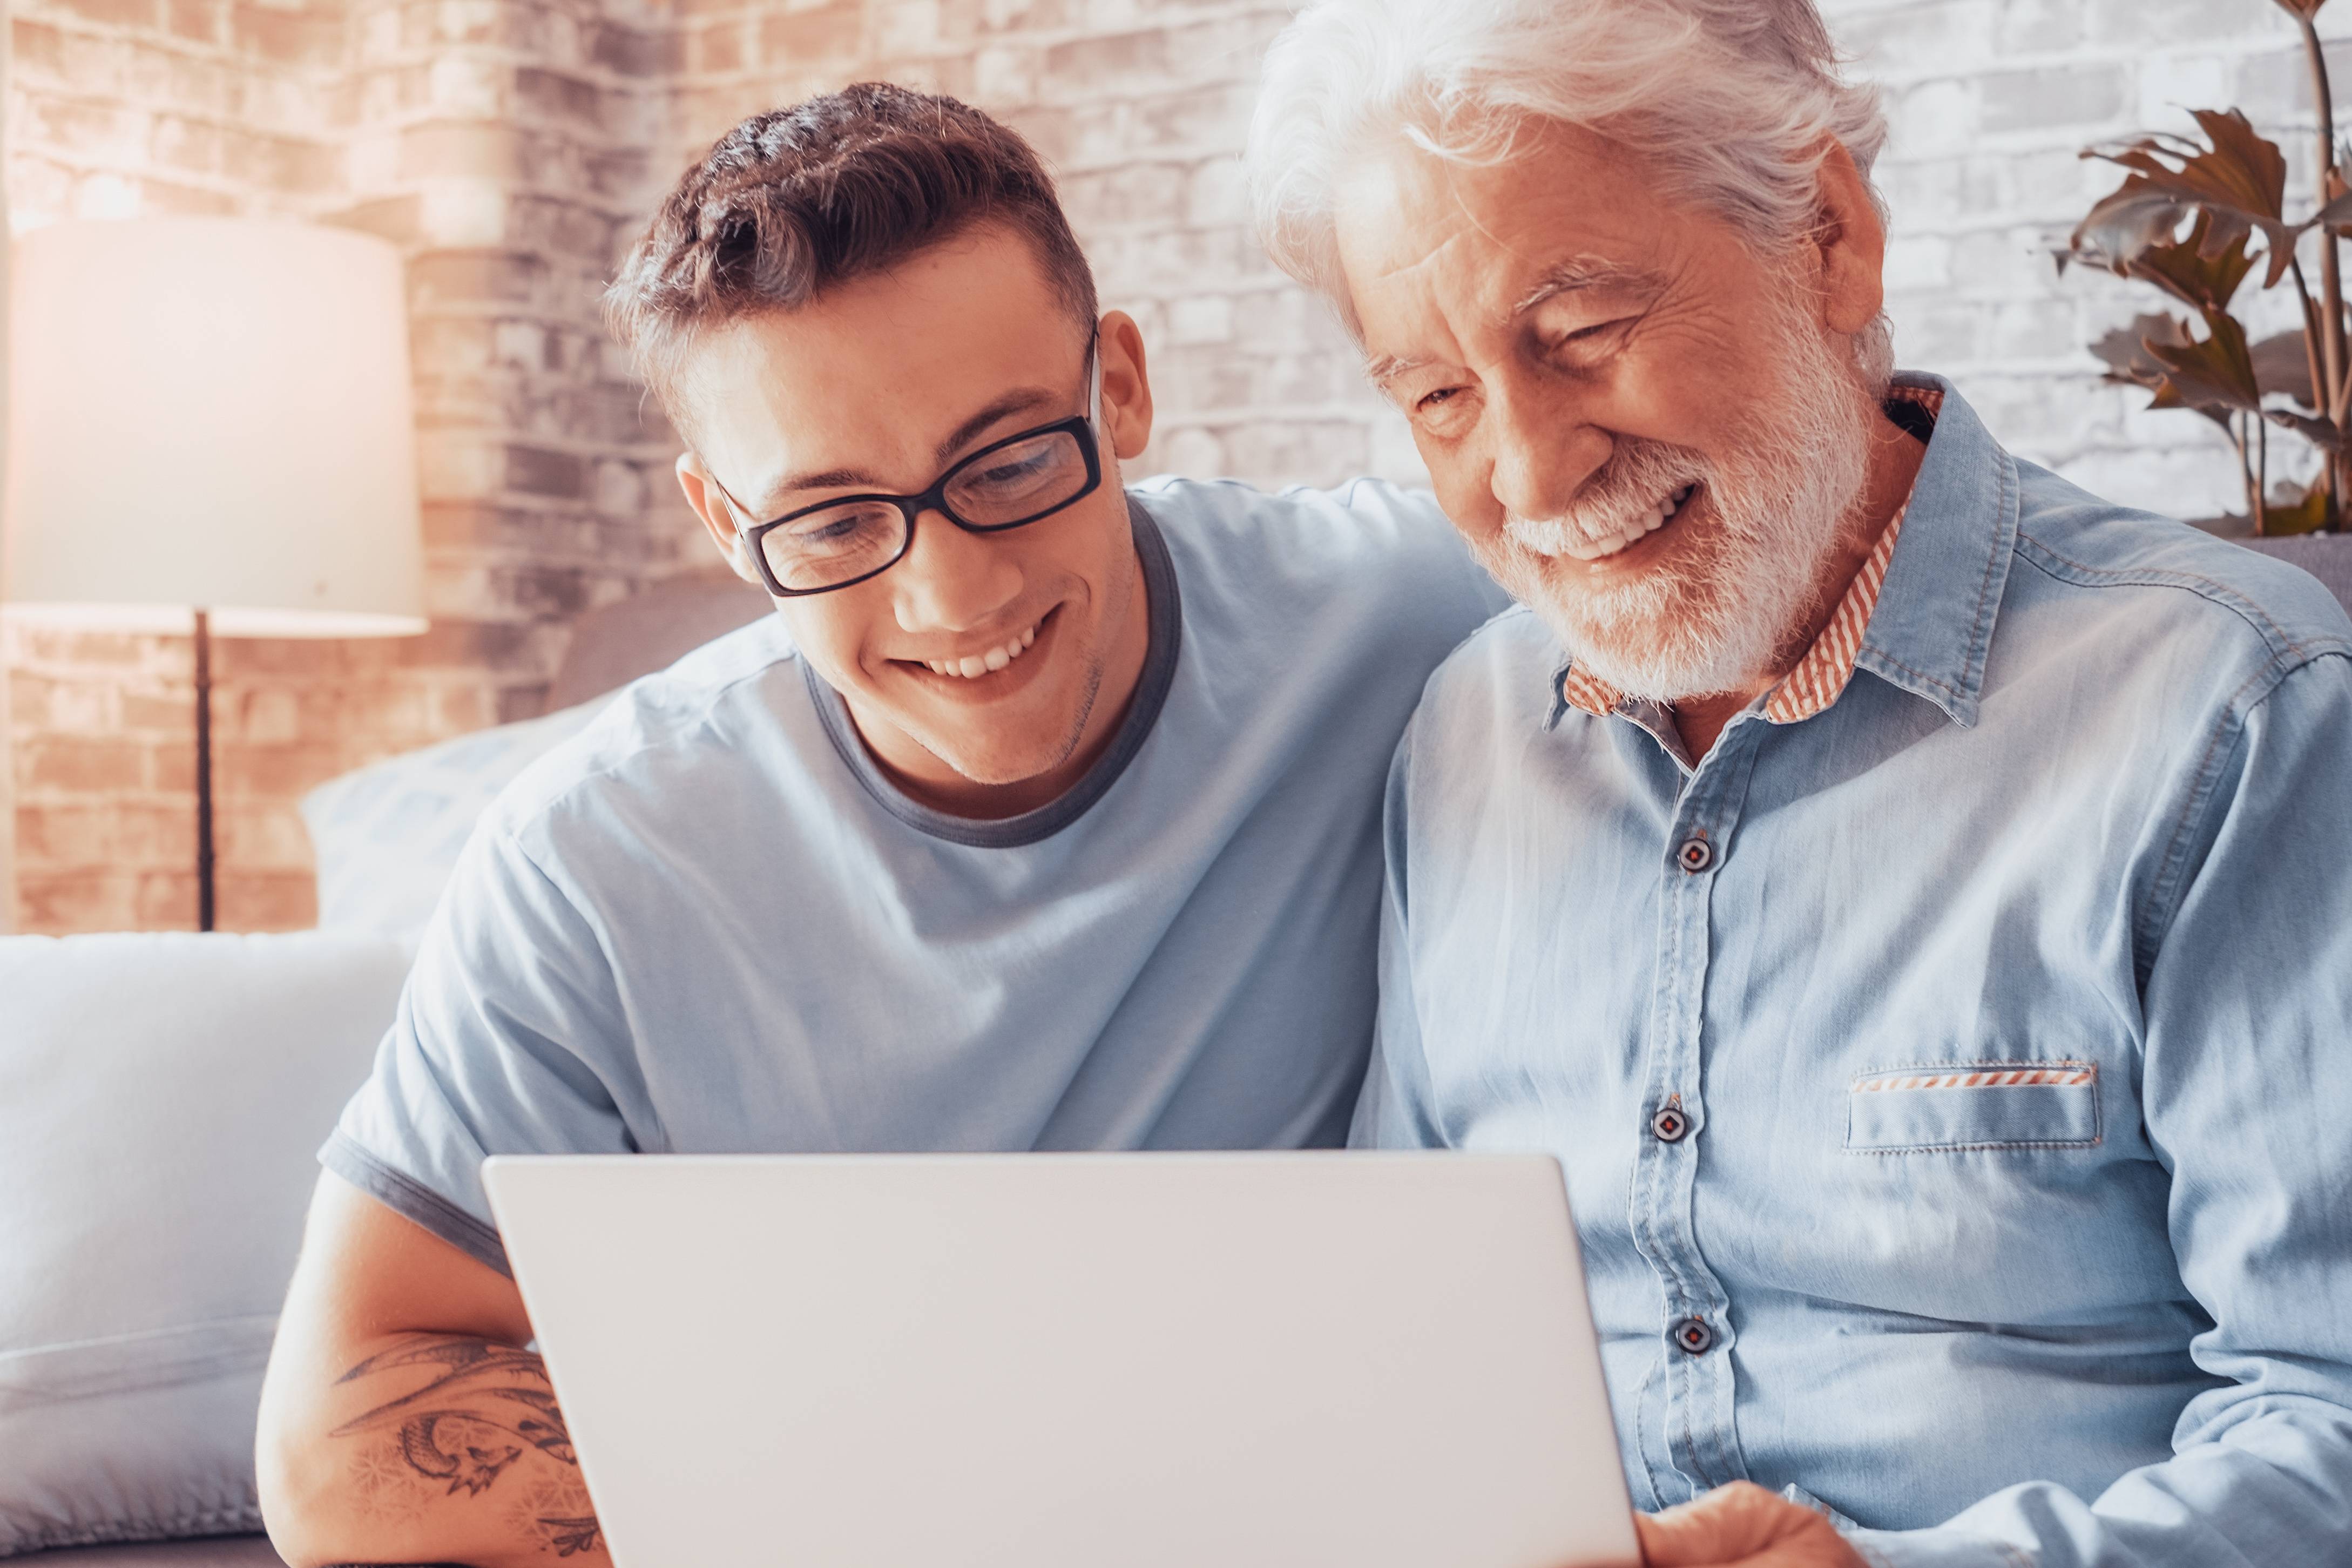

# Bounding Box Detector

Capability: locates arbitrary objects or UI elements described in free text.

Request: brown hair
[606,83,1099,423]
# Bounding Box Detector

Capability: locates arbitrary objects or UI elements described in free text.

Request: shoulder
[1397,605,1559,769]
[479,614,803,842]
[1128,472,1476,589]
[2005,462,2352,699]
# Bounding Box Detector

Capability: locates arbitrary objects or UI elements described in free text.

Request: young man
[255,85,1503,1567]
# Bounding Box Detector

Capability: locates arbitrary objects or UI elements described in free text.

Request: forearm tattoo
[331,1335,604,1559]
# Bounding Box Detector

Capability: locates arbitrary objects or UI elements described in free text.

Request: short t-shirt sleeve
[320,822,636,1276]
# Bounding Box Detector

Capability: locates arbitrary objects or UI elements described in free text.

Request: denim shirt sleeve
[1845,650,2352,1568]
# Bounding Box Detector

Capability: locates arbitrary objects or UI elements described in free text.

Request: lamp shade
[2,218,427,637]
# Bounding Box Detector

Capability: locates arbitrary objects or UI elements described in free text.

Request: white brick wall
[10,0,2345,931]
[1829,0,2352,521]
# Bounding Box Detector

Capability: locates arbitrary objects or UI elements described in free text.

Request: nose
[891,506,1025,634]
[1483,376,1611,522]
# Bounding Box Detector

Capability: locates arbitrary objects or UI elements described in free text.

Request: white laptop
[482,1152,1638,1568]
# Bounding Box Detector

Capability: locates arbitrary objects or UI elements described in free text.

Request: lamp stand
[193,607,214,932]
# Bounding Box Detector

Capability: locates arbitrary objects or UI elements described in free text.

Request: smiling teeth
[1562,483,1697,563]
[925,620,1039,679]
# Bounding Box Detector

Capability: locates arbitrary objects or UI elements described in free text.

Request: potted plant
[2063,0,2352,594]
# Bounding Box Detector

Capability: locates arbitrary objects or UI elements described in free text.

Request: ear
[675,451,769,590]
[1810,138,1887,339]
[1095,309,1155,462]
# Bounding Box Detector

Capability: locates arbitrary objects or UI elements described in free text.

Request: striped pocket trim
[1853,1063,2094,1093]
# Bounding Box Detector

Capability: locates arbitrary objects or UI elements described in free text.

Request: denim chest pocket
[1844,1060,2101,1152]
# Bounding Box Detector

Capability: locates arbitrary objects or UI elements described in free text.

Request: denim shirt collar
[1855,371,2019,729]
[1540,371,2017,734]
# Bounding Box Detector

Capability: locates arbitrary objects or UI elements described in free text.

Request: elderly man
[1247,2,2352,1566]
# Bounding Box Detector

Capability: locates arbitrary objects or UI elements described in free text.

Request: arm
[256,1171,609,1568]
[1837,653,2352,1568]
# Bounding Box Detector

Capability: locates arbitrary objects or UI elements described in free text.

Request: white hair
[1245,0,1895,386]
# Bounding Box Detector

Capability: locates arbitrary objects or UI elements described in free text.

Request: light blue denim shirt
[1359,375,2352,1567]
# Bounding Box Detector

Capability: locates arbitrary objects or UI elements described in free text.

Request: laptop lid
[483,1152,1638,1568]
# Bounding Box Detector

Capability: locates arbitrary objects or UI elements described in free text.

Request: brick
[1979,65,2127,136]
[400,120,523,181]
[760,6,861,66]
[133,870,202,931]
[213,125,315,188]
[216,802,313,866]
[168,0,222,42]
[46,0,163,31]
[230,3,341,66]
[17,805,120,866]
[26,738,145,793]
[11,673,116,731]
[215,744,344,799]
[1993,0,2082,54]
[591,21,679,78]
[513,66,606,127]
[137,177,240,216]
[2235,42,2352,126]
[150,113,225,174]
[20,96,150,163]
[410,248,548,306]
[1836,1,1993,79]
[327,192,424,242]
[693,20,745,75]
[121,686,197,733]
[2090,0,2247,47]
[11,18,66,78]
[215,871,319,933]
[20,873,140,935]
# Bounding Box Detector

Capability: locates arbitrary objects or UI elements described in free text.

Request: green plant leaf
[2145,310,2263,413]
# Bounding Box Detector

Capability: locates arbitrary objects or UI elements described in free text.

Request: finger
[1633,1500,1742,1566]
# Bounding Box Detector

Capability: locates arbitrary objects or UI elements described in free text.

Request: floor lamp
[2,219,427,930]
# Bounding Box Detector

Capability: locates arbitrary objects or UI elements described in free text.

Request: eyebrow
[1364,352,1429,387]
[1510,256,1667,316]
[749,386,1063,514]
[1361,257,1667,389]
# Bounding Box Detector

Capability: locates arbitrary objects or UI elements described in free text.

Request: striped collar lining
[1554,384,1943,725]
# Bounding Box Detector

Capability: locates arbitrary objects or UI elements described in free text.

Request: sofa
[0,573,768,1565]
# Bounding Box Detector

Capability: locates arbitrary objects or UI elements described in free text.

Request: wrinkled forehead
[1330,122,1693,355]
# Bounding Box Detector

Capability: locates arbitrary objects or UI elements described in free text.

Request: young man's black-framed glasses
[709,342,1105,598]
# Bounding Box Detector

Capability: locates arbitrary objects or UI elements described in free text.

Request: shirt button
[1673,1316,1716,1356]
[1675,835,1714,873]
[1651,1106,1689,1143]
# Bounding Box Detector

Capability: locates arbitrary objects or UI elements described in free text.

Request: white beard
[1474,286,1878,704]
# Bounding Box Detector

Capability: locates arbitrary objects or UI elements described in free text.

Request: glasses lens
[760,499,908,592]
[943,430,1091,526]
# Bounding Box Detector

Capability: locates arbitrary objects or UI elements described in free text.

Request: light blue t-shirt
[325,477,1506,1272]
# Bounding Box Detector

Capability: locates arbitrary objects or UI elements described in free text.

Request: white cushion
[0,933,411,1557]
[300,701,601,940]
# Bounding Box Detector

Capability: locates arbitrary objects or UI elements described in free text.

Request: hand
[1634,1481,1867,1567]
